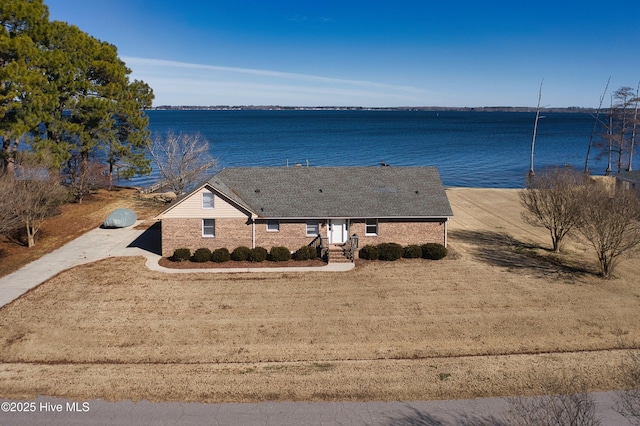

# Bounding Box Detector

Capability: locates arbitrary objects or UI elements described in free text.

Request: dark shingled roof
[207,166,453,218]
[617,170,640,183]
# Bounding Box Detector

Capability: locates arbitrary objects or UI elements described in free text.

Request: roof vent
[255,189,260,193]
[415,190,419,194]
[319,189,323,193]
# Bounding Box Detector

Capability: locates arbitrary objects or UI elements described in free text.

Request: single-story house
[616,170,640,195]
[155,166,454,261]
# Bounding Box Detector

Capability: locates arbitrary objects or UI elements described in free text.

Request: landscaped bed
[158,257,327,268]
[157,241,448,269]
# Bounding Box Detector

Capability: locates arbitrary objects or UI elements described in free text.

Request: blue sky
[45,0,640,108]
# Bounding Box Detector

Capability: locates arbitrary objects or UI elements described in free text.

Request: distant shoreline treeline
[151,105,597,113]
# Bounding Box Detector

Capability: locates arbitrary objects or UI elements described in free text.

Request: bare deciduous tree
[148,131,216,196]
[505,376,601,426]
[629,81,640,172]
[0,175,22,236]
[597,86,640,175]
[519,166,585,252]
[65,153,109,203]
[521,167,640,277]
[577,181,640,278]
[616,352,640,425]
[1,154,68,247]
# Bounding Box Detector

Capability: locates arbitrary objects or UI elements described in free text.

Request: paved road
[0,392,633,425]
[0,223,353,308]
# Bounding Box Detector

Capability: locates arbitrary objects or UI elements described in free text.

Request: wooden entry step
[327,245,353,263]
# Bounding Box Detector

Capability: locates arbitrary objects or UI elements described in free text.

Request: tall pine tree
[1,0,154,181]
[0,0,52,174]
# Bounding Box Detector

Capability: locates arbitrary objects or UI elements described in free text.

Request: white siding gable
[161,187,248,219]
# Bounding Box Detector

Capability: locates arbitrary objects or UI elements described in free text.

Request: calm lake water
[130,109,609,189]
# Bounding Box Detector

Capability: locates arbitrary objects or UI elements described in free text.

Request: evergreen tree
[1,0,154,181]
[0,0,52,174]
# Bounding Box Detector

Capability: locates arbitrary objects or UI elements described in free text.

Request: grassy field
[0,188,639,402]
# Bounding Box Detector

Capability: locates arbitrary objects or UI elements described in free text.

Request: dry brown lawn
[0,187,639,403]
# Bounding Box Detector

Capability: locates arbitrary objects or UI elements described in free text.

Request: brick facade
[349,218,446,247]
[253,219,324,251]
[162,217,326,257]
[162,217,252,257]
[162,216,446,257]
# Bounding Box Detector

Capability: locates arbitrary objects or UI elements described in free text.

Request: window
[306,220,319,236]
[202,219,215,237]
[267,220,279,232]
[365,219,378,236]
[202,192,215,209]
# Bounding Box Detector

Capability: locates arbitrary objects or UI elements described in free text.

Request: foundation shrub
[421,243,448,260]
[403,244,423,259]
[192,248,212,262]
[307,246,318,260]
[377,242,404,261]
[231,246,251,261]
[172,248,191,262]
[212,247,231,263]
[294,245,317,261]
[294,246,309,260]
[249,246,268,262]
[269,246,291,262]
[358,245,379,260]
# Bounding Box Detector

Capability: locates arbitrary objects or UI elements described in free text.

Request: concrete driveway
[0,223,352,308]
[0,224,152,307]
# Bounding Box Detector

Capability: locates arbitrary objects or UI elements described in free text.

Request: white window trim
[266,220,280,232]
[202,219,215,237]
[306,220,319,237]
[365,219,378,236]
[202,192,215,209]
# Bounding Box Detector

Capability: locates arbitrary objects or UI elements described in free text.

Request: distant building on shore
[616,170,640,195]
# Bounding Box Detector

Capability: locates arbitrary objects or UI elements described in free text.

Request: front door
[330,219,348,244]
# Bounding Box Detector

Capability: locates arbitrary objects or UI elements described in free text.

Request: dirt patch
[0,188,638,403]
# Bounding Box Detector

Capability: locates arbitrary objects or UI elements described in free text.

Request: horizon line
[147,105,598,110]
